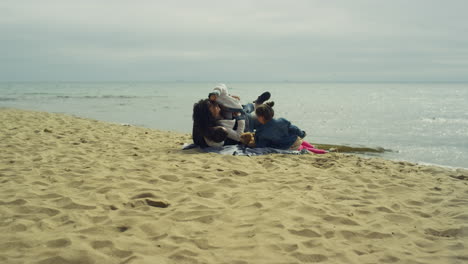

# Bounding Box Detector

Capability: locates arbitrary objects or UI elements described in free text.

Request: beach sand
[1,108,467,264]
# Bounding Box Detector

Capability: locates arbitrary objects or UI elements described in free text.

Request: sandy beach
[1,108,467,264]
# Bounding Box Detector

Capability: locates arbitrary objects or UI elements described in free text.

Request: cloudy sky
[1,0,467,82]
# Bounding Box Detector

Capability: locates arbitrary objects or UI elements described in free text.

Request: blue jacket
[254,118,305,149]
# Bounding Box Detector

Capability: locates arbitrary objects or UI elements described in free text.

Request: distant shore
[1,108,467,264]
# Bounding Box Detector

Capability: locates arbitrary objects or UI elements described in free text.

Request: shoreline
[2,105,468,171]
[1,108,467,263]
[3,106,466,170]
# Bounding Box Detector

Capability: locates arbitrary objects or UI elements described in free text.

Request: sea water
[1,82,467,169]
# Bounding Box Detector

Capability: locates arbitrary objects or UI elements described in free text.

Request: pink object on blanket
[298,140,327,154]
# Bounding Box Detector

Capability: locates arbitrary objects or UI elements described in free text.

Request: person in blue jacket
[254,103,306,150]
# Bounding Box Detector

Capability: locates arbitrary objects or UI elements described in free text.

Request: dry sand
[1,108,467,264]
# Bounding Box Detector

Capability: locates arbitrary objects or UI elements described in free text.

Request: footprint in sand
[96,186,113,194]
[1,241,32,251]
[406,200,425,206]
[453,213,468,220]
[384,213,413,223]
[216,178,238,188]
[323,231,335,239]
[339,230,361,241]
[53,197,96,210]
[10,223,28,232]
[363,231,393,239]
[91,240,133,258]
[411,210,432,218]
[278,243,298,252]
[231,170,249,176]
[171,210,219,224]
[131,192,160,199]
[322,215,360,226]
[288,229,321,238]
[424,226,468,238]
[15,205,61,217]
[124,198,169,209]
[32,181,49,187]
[376,206,394,213]
[116,226,129,232]
[423,197,443,203]
[196,191,216,198]
[2,199,28,206]
[169,251,199,264]
[36,256,94,264]
[45,238,71,248]
[192,239,219,250]
[145,199,170,208]
[160,174,179,182]
[291,252,328,263]
[379,255,400,263]
[139,222,168,237]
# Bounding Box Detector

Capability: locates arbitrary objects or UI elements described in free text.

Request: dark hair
[211,126,227,142]
[192,99,221,145]
[255,104,274,121]
[193,99,218,130]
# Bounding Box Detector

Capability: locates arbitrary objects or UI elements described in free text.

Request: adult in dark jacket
[192,99,221,148]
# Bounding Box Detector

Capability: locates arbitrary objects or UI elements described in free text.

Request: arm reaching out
[217,119,245,142]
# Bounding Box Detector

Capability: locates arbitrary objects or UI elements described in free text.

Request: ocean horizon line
[1,80,468,84]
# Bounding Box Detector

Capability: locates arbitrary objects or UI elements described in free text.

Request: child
[254,104,327,154]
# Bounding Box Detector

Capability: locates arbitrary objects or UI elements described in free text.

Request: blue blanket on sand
[182,143,309,156]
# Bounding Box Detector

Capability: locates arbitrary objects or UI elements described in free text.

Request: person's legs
[253,91,271,105]
[242,103,255,114]
[241,91,271,132]
[241,103,256,132]
[300,141,327,154]
[243,113,262,132]
[307,148,328,154]
[244,113,253,132]
[301,140,315,148]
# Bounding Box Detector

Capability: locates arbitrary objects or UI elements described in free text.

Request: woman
[192,99,225,148]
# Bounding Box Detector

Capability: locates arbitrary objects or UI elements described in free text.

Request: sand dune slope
[0,108,467,264]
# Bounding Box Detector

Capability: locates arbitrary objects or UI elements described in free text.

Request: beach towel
[182,143,309,156]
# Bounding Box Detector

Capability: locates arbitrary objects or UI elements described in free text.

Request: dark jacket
[254,118,305,149]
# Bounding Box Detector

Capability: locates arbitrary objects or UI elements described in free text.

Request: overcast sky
[1,0,467,82]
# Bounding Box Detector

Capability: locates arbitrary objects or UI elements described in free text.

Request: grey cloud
[1,0,467,81]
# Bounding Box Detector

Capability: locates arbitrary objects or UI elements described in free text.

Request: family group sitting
[192,84,326,154]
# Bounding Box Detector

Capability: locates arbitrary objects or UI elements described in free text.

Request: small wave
[83,95,137,99]
[422,117,468,125]
[23,92,54,95]
[55,95,139,99]
[314,143,388,153]
[101,95,138,99]
[0,97,16,101]
[52,95,169,99]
